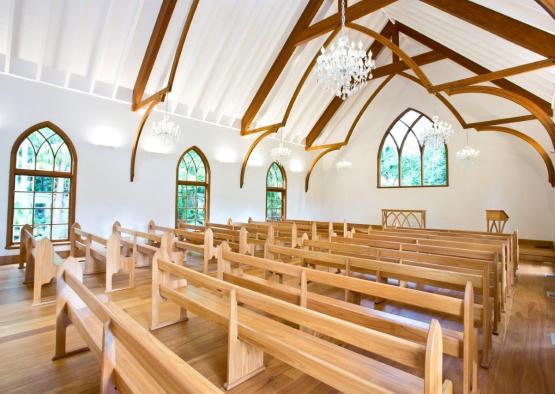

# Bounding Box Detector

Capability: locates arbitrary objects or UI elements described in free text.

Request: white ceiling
[0,0,553,148]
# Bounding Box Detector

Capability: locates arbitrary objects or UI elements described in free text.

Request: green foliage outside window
[266,162,285,220]
[177,148,209,226]
[12,127,73,243]
[379,109,447,187]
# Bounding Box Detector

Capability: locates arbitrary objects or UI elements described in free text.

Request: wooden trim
[418,0,555,58]
[132,0,177,110]
[0,255,19,266]
[446,85,555,149]
[305,146,340,192]
[130,99,159,182]
[305,142,346,152]
[397,22,553,115]
[475,126,555,187]
[293,0,398,46]
[240,128,278,188]
[372,51,446,79]
[175,146,211,227]
[266,162,287,221]
[431,59,555,93]
[241,0,325,133]
[6,121,78,249]
[304,22,395,148]
[464,115,537,129]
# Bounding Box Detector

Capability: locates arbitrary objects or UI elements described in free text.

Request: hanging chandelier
[151,97,180,146]
[421,115,453,148]
[457,130,480,161]
[316,0,375,100]
[271,131,291,163]
[336,158,352,170]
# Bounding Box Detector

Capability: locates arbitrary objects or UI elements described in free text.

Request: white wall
[306,78,555,241]
[0,75,317,255]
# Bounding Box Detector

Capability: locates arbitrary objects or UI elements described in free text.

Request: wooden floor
[0,255,553,394]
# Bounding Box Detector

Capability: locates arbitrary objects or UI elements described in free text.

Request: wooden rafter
[293,0,398,46]
[397,23,553,116]
[240,0,325,134]
[431,59,555,93]
[465,115,537,129]
[418,0,555,58]
[132,0,177,110]
[534,0,555,19]
[372,51,446,78]
[239,128,278,188]
[130,0,199,181]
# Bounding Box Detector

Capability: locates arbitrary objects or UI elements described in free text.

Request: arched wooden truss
[317,71,555,189]
[239,127,278,188]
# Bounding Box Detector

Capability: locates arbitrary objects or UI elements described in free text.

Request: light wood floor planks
[0,256,553,393]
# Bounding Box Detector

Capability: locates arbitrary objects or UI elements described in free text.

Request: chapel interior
[0,1,554,393]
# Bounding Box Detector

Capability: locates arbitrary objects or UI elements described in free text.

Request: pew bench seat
[169,283,427,393]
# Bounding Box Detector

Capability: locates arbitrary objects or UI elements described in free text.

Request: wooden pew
[53,257,221,393]
[70,223,135,293]
[218,244,476,393]
[152,249,453,393]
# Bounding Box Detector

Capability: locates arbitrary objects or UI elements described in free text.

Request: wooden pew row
[152,250,453,394]
[218,244,476,393]
[265,241,488,371]
[349,230,510,309]
[70,223,135,293]
[54,257,221,393]
[231,219,303,246]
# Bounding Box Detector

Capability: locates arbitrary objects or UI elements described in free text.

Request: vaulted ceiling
[1,0,554,184]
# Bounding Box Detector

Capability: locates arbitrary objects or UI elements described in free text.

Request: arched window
[7,121,77,247]
[176,146,210,226]
[378,108,448,188]
[266,162,286,221]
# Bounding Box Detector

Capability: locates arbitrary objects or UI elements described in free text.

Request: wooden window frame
[175,146,210,227]
[6,121,78,249]
[377,108,449,189]
[265,162,287,221]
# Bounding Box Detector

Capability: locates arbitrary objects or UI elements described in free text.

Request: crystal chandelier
[316,0,375,100]
[422,115,453,148]
[336,158,352,170]
[457,130,480,161]
[151,98,180,146]
[271,131,291,163]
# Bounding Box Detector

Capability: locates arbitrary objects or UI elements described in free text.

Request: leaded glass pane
[267,162,284,188]
[16,139,35,170]
[33,225,50,238]
[15,175,34,191]
[423,144,447,186]
[52,225,68,240]
[380,135,399,187]
[400,110,420,127]
[54,144,72,172]
[28,131,46,152]
[36,143,54,171]
[14,192,34,209]
[13,209,33,225]
[400,132,422,186]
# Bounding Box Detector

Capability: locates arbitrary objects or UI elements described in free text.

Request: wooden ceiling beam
[397,23,553,115]
[240,0,325,134]
[293,0,398,46]
[418,0,555,58]
[431,59,555,92]
[372,50,446,78]
[132,0,177,111]
[465,115,537,129]
[534,0,555,19]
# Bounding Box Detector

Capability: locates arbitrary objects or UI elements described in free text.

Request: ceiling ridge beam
[240,0,325,133]
[293,0,398,46]
[418,0,555,58]
[397,23,553,116]
[431,59,555,93]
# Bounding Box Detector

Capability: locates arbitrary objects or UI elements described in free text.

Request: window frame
[175,146,211,227]
[265,161,287,221]
[6,121,78,249]
[377,108,449,189]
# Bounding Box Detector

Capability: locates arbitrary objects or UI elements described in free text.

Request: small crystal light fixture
[457,130,480,161]
[151,96,180,146]
[336,158,353,170]
[422,115,453,148]
[271,130,291,164]
[316,0,375,100]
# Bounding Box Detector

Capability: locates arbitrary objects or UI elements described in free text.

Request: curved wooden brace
[475,126,555,186]
[346,22,433,89]
[305,146,341,192]
[239,128,278,188]
[446,85,555,149]
[130,99,160,182]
